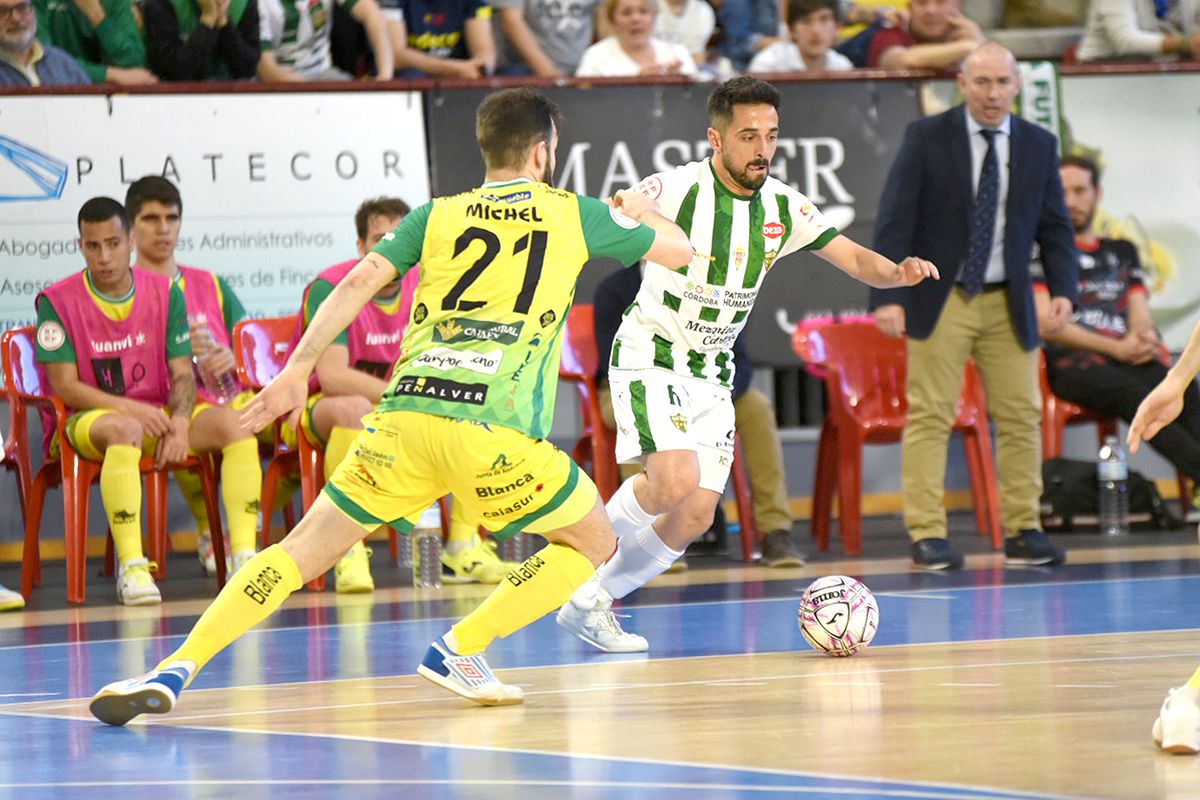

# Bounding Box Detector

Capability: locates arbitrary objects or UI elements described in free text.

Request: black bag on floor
[1040,457,1181,531]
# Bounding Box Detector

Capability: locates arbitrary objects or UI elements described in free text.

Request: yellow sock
[324,425,358,482]
[221,438,263,554]
[174,469,210,535]
[101,444,144,564]
[156,544,302,677]
[450,543,594,654]
[446,499,477,553]
[1187,666,1200,692]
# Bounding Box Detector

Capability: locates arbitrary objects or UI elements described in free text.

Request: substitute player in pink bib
[36,196,196,605]
[126,176,265,578]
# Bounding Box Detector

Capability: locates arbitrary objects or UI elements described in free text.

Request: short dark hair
[476,88,563,172]
[355,197,412,241]
[1060,154,1101,187]
[77,196,129,234]
[707,77,781,131]
[787,0,839,26]
[125,175,182,220]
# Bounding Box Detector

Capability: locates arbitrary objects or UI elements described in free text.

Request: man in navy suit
[869,41,1079,570]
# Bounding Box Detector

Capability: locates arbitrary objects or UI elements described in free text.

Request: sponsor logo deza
[413,346,503,375]
[433,318,523,345]
[392,376,488,405]
[475,472,537,498]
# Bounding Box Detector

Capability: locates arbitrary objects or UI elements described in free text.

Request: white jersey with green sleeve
[611,159,838,388]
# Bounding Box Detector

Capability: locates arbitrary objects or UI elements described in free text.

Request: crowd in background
[2,0,1199,88]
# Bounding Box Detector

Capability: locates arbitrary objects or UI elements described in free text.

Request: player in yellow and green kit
[89,87,693,722]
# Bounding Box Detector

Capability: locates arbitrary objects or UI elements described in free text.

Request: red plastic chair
[2,327,227,604]
[233,316,449,581]
[232,316,302,549]
[793,320,1002,556]
[561,305,761,561]
[1038,351,1190,518]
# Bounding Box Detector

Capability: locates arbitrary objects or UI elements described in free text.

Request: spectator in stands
[865,0,982,69]
[1035,155,1200,487]
[714,0,782,71]
[654,0,713,66]
[0,0,90,85]
[749,0,852,71]
[1077,0,1200,61]
[494,0,598,77]
[577,0,696,76]
[838,0,907,40]
[383,0,494,78]
[143,0,260,80]
[593,265,806,567]
[258,0,392,81]
[33,0,158,83]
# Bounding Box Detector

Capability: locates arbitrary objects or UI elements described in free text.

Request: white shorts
[608,368,735,494]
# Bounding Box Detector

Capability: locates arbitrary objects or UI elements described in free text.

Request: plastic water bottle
[1097,435,1129,536]
[190,314,239,405]
[497,533,533,564]
[410,503,443,588]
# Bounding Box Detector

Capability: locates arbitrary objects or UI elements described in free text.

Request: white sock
[596,523,684,600]
[442,629,461,654]
[606,476,655,539]
[569,574,602,610]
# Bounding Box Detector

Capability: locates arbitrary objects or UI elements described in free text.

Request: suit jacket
[868,104,1079,351]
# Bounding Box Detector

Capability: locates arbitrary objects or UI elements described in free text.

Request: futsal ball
[798,575,879,657]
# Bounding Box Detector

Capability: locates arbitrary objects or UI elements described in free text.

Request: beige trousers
[903,288,1042,541]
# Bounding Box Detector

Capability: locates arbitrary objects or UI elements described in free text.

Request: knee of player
[106,414,146,446]
[646,468,701,509]
[328,396,374,428]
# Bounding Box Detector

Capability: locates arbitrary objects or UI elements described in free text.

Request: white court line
[939,683,999,688]
[0,715,1079,800]
[4,572,1198,652]
[0,779,1061,799]
[10,627,1200,714]
[14,646,1200,722]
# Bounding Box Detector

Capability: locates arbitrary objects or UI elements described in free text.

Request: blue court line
[2,575,1200,704]
[0,714,1079,800]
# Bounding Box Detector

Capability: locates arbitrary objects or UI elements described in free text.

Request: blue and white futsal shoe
[417,636,524,706]
[89,660,195,726]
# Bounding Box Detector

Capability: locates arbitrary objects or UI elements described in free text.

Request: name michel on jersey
[466,203,545,222]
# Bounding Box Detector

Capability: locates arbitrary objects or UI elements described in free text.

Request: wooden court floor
[2,533,1199,799]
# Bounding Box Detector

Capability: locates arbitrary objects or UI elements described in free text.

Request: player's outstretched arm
[240,253,397,433]
[1128,317,1200,452]
[609,189,693,269]
[815,234,939,289]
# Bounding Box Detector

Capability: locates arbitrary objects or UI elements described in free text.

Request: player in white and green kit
[557,77,940,652]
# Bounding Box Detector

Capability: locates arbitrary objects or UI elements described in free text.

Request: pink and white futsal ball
[798,575,879,657]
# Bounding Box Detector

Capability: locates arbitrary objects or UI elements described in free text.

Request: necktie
[961,128,999,296]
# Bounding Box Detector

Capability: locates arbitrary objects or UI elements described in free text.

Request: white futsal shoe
[418,636,524,706]
[556,587,649,653]
[90,660,195,726]
[1152,687,1200,754]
